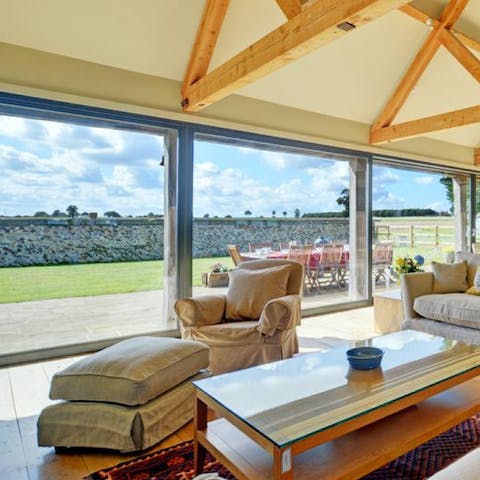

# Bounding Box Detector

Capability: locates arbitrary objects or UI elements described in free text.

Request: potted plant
[202,262,230,287]
[393,254,425,276]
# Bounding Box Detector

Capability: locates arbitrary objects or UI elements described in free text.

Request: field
[0,257,234,304]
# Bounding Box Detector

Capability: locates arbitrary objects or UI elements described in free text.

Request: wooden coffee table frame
[194,368,480,480]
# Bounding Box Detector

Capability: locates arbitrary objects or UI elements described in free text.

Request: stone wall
[193,218,349,257]
[0,218,349,266]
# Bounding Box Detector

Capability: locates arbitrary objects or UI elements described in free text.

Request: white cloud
[0,116,27,137]
[415,176,434,185]
[373,190,406,209]
[373,167,400,184]
[260,151,288,169]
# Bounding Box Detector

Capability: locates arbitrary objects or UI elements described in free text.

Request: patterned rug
[86,415,480,480]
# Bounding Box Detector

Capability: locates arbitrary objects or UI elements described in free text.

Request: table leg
[194,396,208,475]
[273,447,293,479]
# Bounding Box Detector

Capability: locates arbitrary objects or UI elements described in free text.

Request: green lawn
[0,257,234,304]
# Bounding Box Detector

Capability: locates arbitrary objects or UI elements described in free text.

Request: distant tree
[104,210,121,218]
[282,211,287,217]
[440,177,453,213]
[66,205,79,218]
[203,213,210,218]
[81,211,89,216]
[34,211,49,217]
[336,188,350,217]
[147,212,155,217]
[225,214,232,218]
[272,210,276,218]
[440,176,480,213]
[244,210,252,216]
[294,208,301,218]
[51,209,64,217]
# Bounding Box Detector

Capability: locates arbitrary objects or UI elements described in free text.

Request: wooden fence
[375,223,455,249]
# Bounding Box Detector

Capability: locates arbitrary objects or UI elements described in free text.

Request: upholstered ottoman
[37,336,209,452]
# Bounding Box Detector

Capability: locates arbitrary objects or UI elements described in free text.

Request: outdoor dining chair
[315,244,344,289]
[287,244,315,293]
[372,241,394,286]
[227,245,256,266]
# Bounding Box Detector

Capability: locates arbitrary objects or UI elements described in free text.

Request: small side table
[374,290,403,334]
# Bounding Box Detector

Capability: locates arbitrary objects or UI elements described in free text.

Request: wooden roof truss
[182,0,479,162]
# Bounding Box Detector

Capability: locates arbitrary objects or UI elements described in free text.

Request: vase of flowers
[202,263,230,287]
[393,254,425,275]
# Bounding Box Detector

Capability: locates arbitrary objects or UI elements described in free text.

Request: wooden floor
[1,308,376,480]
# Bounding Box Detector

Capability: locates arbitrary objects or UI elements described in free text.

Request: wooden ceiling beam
[182,0,412,112]
[275,0,303,19]
[372,0,471,131]
[439,0,469,28]
[439,28,480,83]
[399,4,480,54]
[370,105,480,145]
[475,147,480,166]
[371,29,441,130]
[182,0,230,97]
[456,31,480,55]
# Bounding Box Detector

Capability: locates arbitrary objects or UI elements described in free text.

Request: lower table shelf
[198,378,480,480]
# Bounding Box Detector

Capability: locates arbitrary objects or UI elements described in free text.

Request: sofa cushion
[225,265,291,320]
[455,252,480,287]
[49,336,209,406]
[414,293,480,330]
[431,261,467,294]
[466,266,480,295]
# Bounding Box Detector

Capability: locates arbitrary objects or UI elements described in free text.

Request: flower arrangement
[209,262,229,273]
[393,254,425,274]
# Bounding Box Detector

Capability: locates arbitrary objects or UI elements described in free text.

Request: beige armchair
[174,259,303,374]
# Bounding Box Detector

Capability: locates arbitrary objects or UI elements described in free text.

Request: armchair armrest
[174,295,226,328]
[257,294,301,336]
[400,272,434,322]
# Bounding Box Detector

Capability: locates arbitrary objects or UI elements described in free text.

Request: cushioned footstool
[37,336,209,452]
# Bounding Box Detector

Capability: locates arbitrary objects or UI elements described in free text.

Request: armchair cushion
[257,294,302,336]
[174,295,226,327]
[225,265,291,320]
[431,261,467,294]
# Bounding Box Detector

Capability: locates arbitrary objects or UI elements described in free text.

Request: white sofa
[401,252,480,345]
[428,447,480,479]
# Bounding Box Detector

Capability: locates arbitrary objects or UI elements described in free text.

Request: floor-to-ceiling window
[1,94,477,364]
[372,160,472,293]
[192,134,370,313]
[0,113,177,363]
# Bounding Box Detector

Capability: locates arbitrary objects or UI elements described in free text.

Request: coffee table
[193,330,480,479]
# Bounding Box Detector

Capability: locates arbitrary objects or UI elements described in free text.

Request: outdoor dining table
[262,247,349,268]
[244,246,350,291]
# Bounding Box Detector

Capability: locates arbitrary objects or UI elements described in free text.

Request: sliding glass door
[192,134,370,313]
[372,160,473,294]
[0,113,177,363]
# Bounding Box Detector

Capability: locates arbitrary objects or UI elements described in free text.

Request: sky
[0,115,451,217]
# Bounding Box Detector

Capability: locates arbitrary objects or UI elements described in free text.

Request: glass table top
[194,330,480,447]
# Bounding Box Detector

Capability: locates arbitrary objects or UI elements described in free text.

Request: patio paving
[0,287,377,361]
